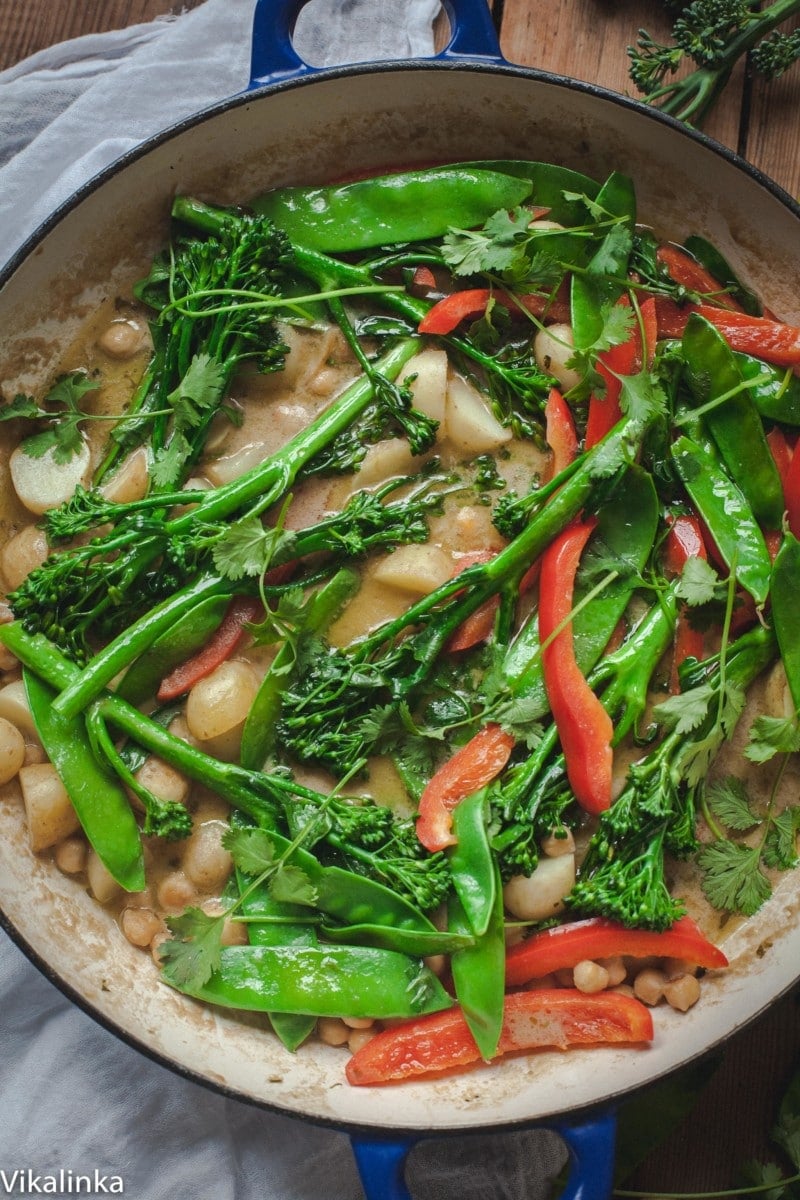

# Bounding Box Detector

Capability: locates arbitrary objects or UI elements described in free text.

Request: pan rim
[2,52,800,1136]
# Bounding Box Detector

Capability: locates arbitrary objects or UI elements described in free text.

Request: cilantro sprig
[0,373,100,464]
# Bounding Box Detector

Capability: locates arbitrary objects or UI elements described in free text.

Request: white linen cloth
[0,2,568,1195]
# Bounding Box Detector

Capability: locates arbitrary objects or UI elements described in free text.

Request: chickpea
[348,1028,377,1054]
[54,835,88,876]
[633,967,668,1007]
[598,956,627,987]
[97,318,146,360]
[573,960,610,994]
[664,973,702,1012]
[182,820,232,892]
[317,1017,350,1047]
[120,907,164,948]
[134,757,189,807]
[0,716,25,784]
[157,870,197,911]
[343,1016,374,1030]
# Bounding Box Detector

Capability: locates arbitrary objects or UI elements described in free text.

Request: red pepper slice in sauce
[345,989,654,1085]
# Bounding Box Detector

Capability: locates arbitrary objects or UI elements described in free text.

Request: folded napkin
[0,3,567,1195]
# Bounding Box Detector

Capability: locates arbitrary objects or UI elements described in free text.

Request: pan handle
[349,1111,617,1200]
[249,0,505,90]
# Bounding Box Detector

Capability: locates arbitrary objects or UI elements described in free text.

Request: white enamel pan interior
[1,46,800,1141]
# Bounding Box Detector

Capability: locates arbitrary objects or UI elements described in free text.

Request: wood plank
[744,13,800,200]
[0,1,203,70]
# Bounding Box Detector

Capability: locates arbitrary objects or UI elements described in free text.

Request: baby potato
[445,375,511,455]
[0,717,26,785]
[1,525,49,591]
[100,447,149,504]
[186,659,260,743]
[10,439,91,515]
[399,348,448,426]
[373,543,453,596]
[533,323,582,392]
[19,762,80,853]
[503,853,576,922]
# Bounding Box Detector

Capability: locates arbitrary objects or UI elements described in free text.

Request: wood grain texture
[0,1,799,1195]
[0,0,204,69]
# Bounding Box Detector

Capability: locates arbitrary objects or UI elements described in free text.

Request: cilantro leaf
[269,863,317,906]
[746,715,800,764]
[706,776,758,831]
[698,839,772,916]
[675,556,723,607]
[654,682,715,735]
[618,369,668,427]
[212,517,294,582]
[168,352,226,431]
[223,825,277,876]
[150,432,191,489]
[0,393,43,421]
[763,808,800,871]
[159,906,226,988]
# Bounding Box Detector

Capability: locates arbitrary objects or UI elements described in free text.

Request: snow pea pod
[681,313,783,529]
[320,923,473,957]
[448,860,506,1061]
[682,235,761,316]
[231,811,317,1051]
[769,533,800,713]
[166,943,452,1019]
[117,593,230,705]
[23,671,145,892]
[469,160,601,224]
[448,787,496,938]
[671,434,772,605]
[253,166,533,252]
[736,352,800,425]
[501,464,659,715]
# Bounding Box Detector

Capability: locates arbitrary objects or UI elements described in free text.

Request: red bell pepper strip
[657,245,744,312]
[446,550,500,653]
[156,595,263,702]
[545,386,579,476]
[663,514,707,693]
[784,446,800,540]
[655,299,800,367]
[410,265,437,293]
[419,289,571,335]
[505,915,728,987]
[585,297,658,448]
[539,519,614,814]
[416,723,515,852]
[345,988,654,1085]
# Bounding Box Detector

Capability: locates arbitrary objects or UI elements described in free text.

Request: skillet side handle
[250,0,313,89]
[351,1136,415,1200]
[349,1111,616,1200]
[555,1111,618,1200]
[249,0,506,90]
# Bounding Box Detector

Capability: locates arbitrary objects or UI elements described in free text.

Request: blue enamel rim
[2,54,800,1140]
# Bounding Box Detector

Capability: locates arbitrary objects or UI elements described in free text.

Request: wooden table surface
[1,1,799,1196]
